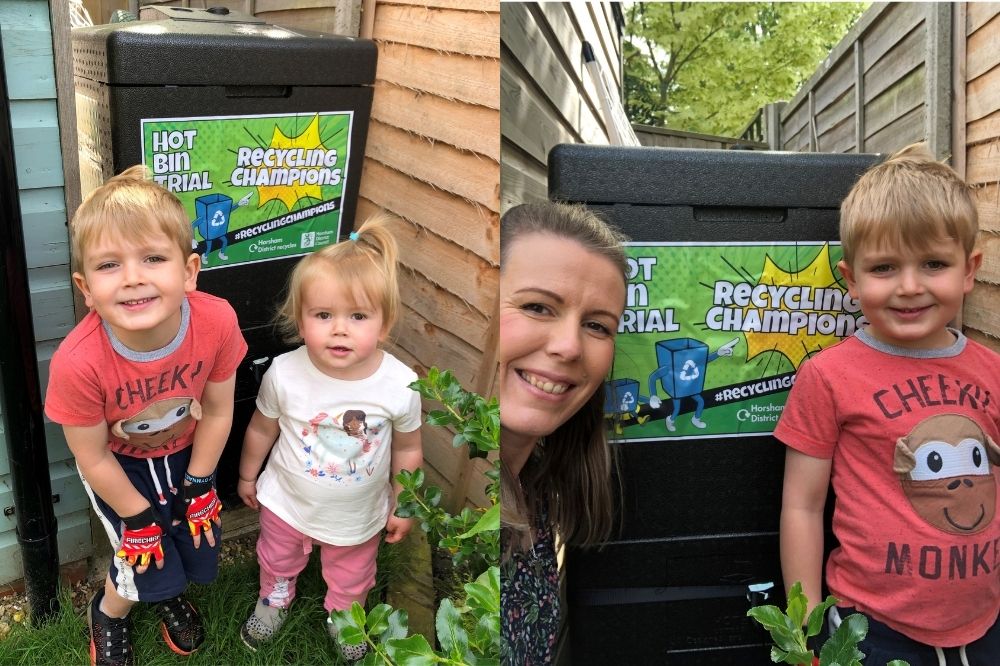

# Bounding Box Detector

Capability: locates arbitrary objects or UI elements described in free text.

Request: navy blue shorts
[82,446,221,603]
[824,606,1000,666]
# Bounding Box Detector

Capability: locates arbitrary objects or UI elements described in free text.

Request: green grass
[0,539,408,665]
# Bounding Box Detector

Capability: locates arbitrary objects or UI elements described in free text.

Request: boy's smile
[73,231,200,352]
[838,238,981,350]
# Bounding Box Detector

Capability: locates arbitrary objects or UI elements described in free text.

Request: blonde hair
[840,142,978,267]
[275,212,401,343]
[71,164,193,271]
[500,202,628,560]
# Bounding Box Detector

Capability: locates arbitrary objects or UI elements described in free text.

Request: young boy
[776,143,1000,665]
[44,165,247,665]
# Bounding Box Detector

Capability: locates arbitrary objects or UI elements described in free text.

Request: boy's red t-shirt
[776,330,1000,647]
[45,290,247,458]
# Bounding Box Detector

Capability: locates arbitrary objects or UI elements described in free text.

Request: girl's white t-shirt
[254,346,422,545]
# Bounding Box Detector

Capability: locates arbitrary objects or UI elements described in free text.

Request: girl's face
[298,276,386,380]
[499,232,626,450]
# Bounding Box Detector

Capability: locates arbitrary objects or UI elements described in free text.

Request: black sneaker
[152,595,205,655]
[88,592,134,666]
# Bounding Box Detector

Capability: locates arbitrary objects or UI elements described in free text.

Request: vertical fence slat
[808,90,817,151]
[952,2,967,175]
[925,2,952,159]
[854,40,865,152]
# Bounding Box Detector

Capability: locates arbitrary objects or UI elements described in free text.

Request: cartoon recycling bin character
[647,337,738,432]
[191,192,251,264]
[605,378,642,433]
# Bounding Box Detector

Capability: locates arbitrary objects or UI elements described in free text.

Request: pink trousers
[256,506,380,612]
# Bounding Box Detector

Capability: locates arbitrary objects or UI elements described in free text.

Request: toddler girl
[237,213,423,660]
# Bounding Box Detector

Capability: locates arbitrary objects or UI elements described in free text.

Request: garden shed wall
[0,0,93,587]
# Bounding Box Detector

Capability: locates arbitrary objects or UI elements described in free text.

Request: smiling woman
[499,202,628,664]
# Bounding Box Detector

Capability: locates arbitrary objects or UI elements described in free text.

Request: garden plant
[748,582,908,666]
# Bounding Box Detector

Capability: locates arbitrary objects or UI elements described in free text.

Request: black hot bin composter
[548,144,881,665]
[72,6,376,499]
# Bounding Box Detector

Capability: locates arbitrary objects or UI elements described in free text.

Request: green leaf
[747,605,805,655]
[747,605,790,632]
[425,486,443,508]
[786,588,807,630]
[350,601,367,630]
[805,595,838,638]
[366,604,392,636]
[330,608,359,635]
[383,608,409,642]
[427,410,454,427]
[386,634,438,665]
[339,625,366,646]
[436,598,469,656]
[463,581,500,616]
[624,2,866,135]
[457,504,499,540]
[819,613,867,666]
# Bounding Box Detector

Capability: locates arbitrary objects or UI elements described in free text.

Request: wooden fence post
[951,2,967,176]
[854,40,865,153]
[925,2,952,160]
[764,102,785,150]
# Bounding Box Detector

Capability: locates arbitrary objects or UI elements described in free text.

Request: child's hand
[172,483,222,549]
[384,514,413,543]
[117,508,165,574]
[238,478,259,511]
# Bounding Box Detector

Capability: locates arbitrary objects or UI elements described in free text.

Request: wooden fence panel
[959,2,1000,343]
[362,0,499,508]
[777,3,949,157]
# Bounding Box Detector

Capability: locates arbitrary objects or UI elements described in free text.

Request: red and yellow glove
[117,508,164,568]
[172,477,222,537]
[184,486,221,536]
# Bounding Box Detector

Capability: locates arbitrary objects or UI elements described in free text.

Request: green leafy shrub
[747,582,909,666]
[331,367,500,664]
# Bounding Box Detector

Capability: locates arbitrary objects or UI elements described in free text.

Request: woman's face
[499,232,626,449]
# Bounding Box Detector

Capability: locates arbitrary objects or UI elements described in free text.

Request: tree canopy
[625,2,867,137]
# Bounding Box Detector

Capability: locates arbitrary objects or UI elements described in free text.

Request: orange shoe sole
[160,623,197,656]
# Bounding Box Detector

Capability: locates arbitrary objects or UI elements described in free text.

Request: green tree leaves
[625,2,867,135]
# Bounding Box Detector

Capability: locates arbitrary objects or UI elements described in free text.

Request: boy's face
[838,238,981,350]
[73,230,200,352]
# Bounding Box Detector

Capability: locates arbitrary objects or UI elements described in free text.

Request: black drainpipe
[0,26,60,624]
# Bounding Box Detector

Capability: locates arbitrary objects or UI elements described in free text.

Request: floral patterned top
[501,503,559,665]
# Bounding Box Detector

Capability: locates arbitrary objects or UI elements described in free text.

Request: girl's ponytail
[349,212,401,331]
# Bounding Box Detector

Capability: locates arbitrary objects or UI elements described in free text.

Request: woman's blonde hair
[71,164,193,271]
[840,142,978,267]
[275,212,401,342]
[500,201,629,560]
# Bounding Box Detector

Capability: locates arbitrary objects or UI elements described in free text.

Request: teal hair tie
[349,231,360,241]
